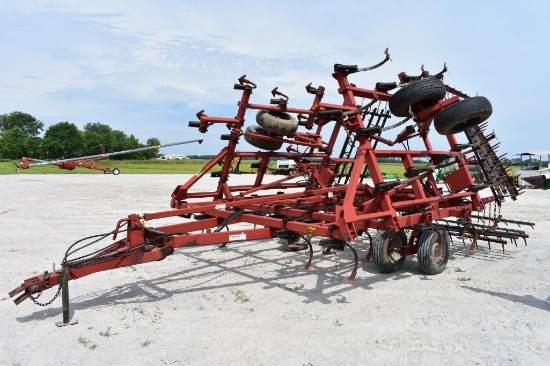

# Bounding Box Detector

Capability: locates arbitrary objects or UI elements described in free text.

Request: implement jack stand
[55,271,78,327]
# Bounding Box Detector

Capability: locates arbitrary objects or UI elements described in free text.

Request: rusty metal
[238,74,257,88]
[271,87,289,101]
[9,49,535,316]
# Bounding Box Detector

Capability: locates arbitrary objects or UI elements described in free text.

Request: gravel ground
[1,174,549,365]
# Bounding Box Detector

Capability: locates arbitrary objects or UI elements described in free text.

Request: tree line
[0,111,160,160]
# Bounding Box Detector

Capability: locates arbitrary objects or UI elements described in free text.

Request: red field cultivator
[9,50,534,321]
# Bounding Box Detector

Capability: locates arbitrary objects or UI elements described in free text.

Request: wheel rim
[429,234,446,265]
[387,236,403,263]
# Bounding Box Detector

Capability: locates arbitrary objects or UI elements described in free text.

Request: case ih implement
[10,50,534,321]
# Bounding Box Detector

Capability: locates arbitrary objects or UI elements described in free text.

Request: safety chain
[29,268,67,306]
[30,283,62,307]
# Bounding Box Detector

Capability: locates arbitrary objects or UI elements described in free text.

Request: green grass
[0,159,521,177]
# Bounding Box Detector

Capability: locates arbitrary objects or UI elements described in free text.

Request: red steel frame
[9,53,529,312]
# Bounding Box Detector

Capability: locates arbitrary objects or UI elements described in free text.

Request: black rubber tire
[256,110,298,136]
[417,228,450,275]
[433,96,492,135]
[112,168,120,175]
[389,78,447,117]
[103,170,110,174]
[372,229,407,273]
[244,125,283,151]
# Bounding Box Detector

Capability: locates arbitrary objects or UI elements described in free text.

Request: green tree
[83,122,113,138]
[42,122,83,158]
[81,130,107,155]
[81,125,151,160]
[124,134,143,159]
[144,137,161,159]
[0,111,44,138]
[82,122,114,153]
[147,137,161,146]
[0,111,44,159]
[109,130,128,158]
[0,127,32,159]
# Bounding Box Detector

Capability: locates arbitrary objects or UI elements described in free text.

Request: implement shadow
[15,234,525,323]
[15,239,412,322]
[460,285,550,312]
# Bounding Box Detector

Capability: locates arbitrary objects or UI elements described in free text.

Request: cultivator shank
[10,49,534,314]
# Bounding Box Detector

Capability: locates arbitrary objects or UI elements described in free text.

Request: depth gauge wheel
[256,110,299,136]
[244,125,283,151]
[389,77,446,117]
[417,228,450,275]
[372,229,408,273]
[433,96,492,135]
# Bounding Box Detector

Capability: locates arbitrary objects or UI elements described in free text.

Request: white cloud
[1,0,549,155]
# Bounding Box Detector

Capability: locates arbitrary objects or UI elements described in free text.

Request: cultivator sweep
[10,49,534,317]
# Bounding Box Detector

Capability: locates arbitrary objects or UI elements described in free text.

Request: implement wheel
[372,229,407,273]
[256,110,298,136]
[389,78,446,117]
[434,96,492,135]
[417,228,450,275]
[112,168,120,175]
[244,125,283,151]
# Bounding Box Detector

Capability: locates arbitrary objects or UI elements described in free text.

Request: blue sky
[1,0,548,157]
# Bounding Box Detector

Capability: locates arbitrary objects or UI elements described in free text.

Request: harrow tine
[343,242,359,283]
[362,231,373,263]
[300,235,314,272]
[478,121,489,129]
